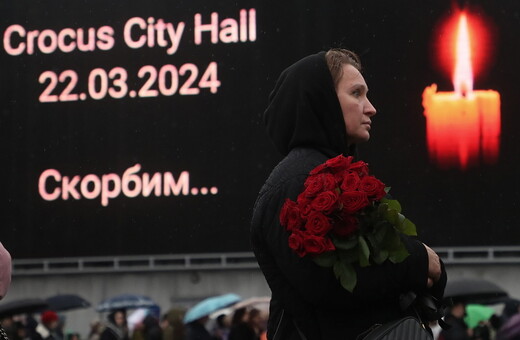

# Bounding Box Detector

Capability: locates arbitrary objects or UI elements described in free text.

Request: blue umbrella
[96,294,157,312]
[183,294,241,324]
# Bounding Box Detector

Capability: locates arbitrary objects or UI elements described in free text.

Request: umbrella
[96,294,157,312]
[444,278,508,304]
[0,298,48,318]
[127,305,161,332]
[210,296,270,318]
[464,304,495,328]
[232,297,270,311]
[46,294,91,312]
[184,294,241,324]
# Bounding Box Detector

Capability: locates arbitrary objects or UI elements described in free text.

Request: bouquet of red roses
[279,154,417,292]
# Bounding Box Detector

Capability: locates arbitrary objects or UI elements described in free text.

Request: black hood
[264,51,352,157]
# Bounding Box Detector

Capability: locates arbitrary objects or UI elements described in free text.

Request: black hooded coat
[251,52,447,340]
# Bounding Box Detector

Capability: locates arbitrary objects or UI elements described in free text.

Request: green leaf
[386,199,402,213]
[384,208,399,226]
[384,186,391,194]
[313,251,337,267]
[333,236,358,250]
[374,222,389,243]
[358,236,370,267]
[373,249,389,264]
[377,202,389,215]
[398,213,405,226]
[333,261,357,292]
[365,233,378,249]
[400,218,417,236]
[382,229,401,250]
[389,243,410,263]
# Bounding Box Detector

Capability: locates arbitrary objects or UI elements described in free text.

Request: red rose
[288,231,306,257]
[360,175,386,201]
[332,214,359,238]
[340,172,361,192]
[296,192,313,217]
[340,191,370,213]
[325,155,352,172]
[304,173,337,197]
[348,160,369,176]
[279,199,303,231]
[309,163,328,176]
[302,235,335,256]
[310,190,339,214]
[305,211,332,236]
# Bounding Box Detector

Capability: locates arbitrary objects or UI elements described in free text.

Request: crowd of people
[0,304,268,340]
[435,299,520,340]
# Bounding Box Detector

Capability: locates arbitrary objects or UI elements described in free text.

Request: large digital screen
[2,1,519,259]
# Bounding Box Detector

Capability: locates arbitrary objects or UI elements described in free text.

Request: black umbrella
[0,298,48,318]
[46,294,91,312]
[444,278,509,304]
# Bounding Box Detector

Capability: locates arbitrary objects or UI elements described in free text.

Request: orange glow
[423,11,500,170]
[434,9,494,82]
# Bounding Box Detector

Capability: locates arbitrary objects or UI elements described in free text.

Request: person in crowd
[88,321,104,340]
[185,316,218,340]
[228,310,246,332]
[438,302,471,340]
[472,321,492,340]
[501,299,520,325]
[142,315,162,340]
[55,315,65,340]
[228,309,263,340]
[497,300,520,340]
[160,309,185,340]
[32,311,61,340]
[25,316,39,340]
[1,317,15,340]
[100,310,129,340]
[211,314,230,340]
[13,320,29,340]
[251,48,447,339]
[0,242,11,301]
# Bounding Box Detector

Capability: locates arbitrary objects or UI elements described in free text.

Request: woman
[100,310,129,340]
[250,49,447,339]
[0,242,11,301]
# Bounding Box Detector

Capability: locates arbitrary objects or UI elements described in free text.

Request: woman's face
[335,64,377,145]
[114,311,126,327]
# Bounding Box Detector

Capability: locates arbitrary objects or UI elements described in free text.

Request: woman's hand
[424,244,441,288]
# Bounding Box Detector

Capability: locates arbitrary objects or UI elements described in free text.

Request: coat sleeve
[252,175,435,312]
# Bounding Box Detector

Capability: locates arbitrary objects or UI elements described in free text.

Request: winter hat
[41,310,59,324]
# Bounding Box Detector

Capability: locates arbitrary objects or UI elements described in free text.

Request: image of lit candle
[422,11,501,170]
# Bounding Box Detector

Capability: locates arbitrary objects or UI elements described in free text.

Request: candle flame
[453,13,473,97]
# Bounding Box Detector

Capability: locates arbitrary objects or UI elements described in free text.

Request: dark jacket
[251,52,446,340]
[438,314,471,340]
[100,324,129,340]
[228,323,258,340]
[184,322,215,340]
[143,316,162,340]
